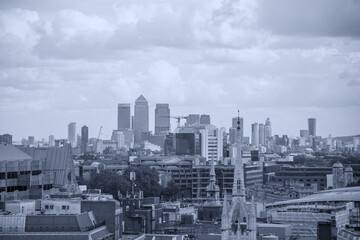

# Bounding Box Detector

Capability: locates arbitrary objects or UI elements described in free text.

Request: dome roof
[332,162,343,168]
[345,166,353,172]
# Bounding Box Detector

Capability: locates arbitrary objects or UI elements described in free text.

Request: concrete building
[81,126,88,154]
[28,136,35,146]
[0,134,12,145]
[118,103,131,129]
[134,95,149,145]
[332,162,354,189]
[308,118,316,137]
[199,125,224,161]
[155,104,170,135]
[264,118,272,144]
[200,114,211,125]
[299,129,309,138]
[251,123,259,146]
[67,122,76,147]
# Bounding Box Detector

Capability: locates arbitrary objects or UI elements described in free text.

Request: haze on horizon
[0,0,360,141]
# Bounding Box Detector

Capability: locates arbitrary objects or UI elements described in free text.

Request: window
[45,205,49,209]
[50,205,54,210]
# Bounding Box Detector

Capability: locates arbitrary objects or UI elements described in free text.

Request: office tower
[81,125,89,154]
[259,123,265,145]
[134,95,149,144]
[48,135,55,147]
[229,117,243,144]
[264,118,272,141]
[155,103,170,135]
[28,136,35,146]
[175,132,201,155]
[68,122,76,147]
[0,134,12,145]
[117,103,131,129]
[200,114,211,124]
[300,130,309,138]
[308,118,317,137]
[186,114,200,127]
[200,126,224,161]
[251,123,259,146]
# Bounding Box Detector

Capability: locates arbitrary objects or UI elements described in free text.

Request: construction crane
[165,116,188,128]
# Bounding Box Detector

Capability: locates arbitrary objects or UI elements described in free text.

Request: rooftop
[0,144,33,161]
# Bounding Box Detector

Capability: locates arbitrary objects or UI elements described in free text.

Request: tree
[161,180,179,201]
[123,166,161,197]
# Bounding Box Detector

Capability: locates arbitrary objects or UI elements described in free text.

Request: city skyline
[1,0,360,140]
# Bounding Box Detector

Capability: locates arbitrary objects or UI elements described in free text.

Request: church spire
[232,110,245,197]
[204,148,221,206]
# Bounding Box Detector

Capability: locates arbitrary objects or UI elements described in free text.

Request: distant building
[251,123,259,146]
[81,125,89,154]
[300,129,309,138]
[134,95,149,145]
[175,133,201,155]
[118,103,131,129]
[200,114,211,124]
[186,114,200,127]
[264,118,272,143]
[48,135,55,147]
[199,126,224,161]
[68,122,76,147]
[155,104,170,135]
[332,162,354,189]
[28,136,35,146]
[0,134,12,145]
[259,123,265,145]
[308,118,316,137]
[229,117,243,145]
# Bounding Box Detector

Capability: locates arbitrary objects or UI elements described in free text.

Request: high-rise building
[48,135,55,147]
[28,136,35,146]
[118,103,131,130]
[0,134,12,145]
[134,95,149,144]
[200,126,224,161]
[300,129,309,138]
[67,122,76,147]
[200,114,211,124]
[81,125,89,154]
[259,123,265,145]
[186,114,200,127]
[308,118,317,137]
[251,123,259,146]
[155,103,170,135]
[229,117,243,145]
[264,118,272,142]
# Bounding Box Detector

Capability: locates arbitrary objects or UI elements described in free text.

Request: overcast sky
[1,0,360,141]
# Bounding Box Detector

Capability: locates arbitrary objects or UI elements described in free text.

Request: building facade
[134,95,149,145]
[155,104,170,135]
[117,103,131,129]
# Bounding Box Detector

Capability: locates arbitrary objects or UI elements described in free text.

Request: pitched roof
[135,94,148,103]
[0,144,32,161]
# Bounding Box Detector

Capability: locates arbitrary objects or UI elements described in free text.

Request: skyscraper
[259,123,265,145]
[229,116,243,144]
[251,123,259,146]
[117,103,131,129]
[81,125,89,154]
[68,122,76,147]
[200,114,211,124]
[264,118,272,141]
[48,135,55,147]
[308,118,317,137]
[134,95,149,144]
[155,103,170,135]
[186,114,200,127]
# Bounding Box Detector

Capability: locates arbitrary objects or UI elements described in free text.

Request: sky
[0,0,360,141]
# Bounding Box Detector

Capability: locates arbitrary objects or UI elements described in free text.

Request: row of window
[0,170,42,179]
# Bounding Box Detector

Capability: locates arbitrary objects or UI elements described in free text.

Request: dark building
[117,103,131,129]
[308,118,317,137]
[81,125,89,154]
[164,133,174,156]
[0,134,12,145]
[175,133,201,155]
[199,114,210,124]
[272,166,332,190]
[155,103,170,135]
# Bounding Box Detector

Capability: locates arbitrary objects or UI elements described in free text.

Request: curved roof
[332,161,343,168]
[266,186,360,207]
[344,166,353,172]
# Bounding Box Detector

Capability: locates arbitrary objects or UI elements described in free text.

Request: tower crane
[169,116,188,128]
